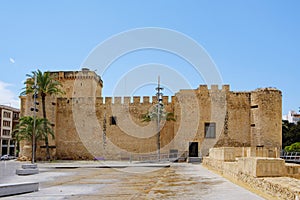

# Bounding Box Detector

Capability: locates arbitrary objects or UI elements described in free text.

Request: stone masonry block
[209,147,236,162]
[238,157,285,177]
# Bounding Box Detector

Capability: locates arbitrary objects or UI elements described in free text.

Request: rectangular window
[110,116,117,125]
[13,113,19,120]
[2,140,8,145]
[3,111,11,118]
[2,130,10,136]
[3,120,11,127]
[251,105,258,109]
[205,122,216,138]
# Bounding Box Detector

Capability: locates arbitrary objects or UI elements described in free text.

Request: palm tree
[21,69,64,160]
[13,116,54,161]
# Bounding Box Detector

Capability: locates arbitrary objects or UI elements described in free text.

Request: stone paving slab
[0,161,263,199]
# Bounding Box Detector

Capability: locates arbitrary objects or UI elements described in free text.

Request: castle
[19,68,282,160]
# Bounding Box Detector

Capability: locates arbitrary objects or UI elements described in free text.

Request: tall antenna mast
[155,76,163,160]
[156,76,163,104]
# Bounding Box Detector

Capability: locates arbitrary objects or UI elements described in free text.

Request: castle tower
[250,88,282,149]
[19,68,103,160]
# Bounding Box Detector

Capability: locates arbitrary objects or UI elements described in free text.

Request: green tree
[13,116,54,161]
[284,142,300,152]
[21,70,64,160]
[282,120,300,148]
[142,108,176,122]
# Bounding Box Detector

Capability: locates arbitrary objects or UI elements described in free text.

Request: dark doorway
[189,142,198,157]
[2,140,8,155]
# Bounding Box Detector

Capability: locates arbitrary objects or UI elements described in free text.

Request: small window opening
[110,116,117,125]
[205,122,216,138]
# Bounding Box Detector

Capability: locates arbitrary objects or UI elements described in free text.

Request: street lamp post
[16,72,39,175]
[31,73,38,164]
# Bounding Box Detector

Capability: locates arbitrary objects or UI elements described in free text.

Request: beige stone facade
[19,68,282,160]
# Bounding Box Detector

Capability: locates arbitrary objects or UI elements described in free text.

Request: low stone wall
[223,161,239,178]
[203,157,300,200]
[286,163,300,179]
[208,147,280,162]
[202,157,225,172]
[203,147,300,200]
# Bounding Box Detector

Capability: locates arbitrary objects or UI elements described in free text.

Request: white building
[283,110,300,124]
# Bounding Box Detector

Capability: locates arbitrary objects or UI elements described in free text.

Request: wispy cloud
[0,81,20,108]
[9,58,15,64]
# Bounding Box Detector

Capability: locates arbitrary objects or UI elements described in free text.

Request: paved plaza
[0,160,263,199]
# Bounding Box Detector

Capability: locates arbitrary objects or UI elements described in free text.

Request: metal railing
[119,151,188,163]
[280,151,300,163]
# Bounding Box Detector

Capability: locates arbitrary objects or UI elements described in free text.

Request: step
[0,182,39,197]
[22,164,38,169]
[187,157,202,163]
[16,168,39,175]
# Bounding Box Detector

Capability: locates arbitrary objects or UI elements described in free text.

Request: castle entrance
[189,142,198,157]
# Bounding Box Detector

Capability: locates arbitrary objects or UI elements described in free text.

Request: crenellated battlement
[54,83,281,108]
[197,84,230,92]
[57,95,174,106]
[50,68,103,85]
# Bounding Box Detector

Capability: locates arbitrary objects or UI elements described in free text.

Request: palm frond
[13,116,54,142]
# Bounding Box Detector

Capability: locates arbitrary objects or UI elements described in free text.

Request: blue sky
[0,1,299,114]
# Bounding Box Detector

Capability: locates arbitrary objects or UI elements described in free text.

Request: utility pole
[156,76,163,161]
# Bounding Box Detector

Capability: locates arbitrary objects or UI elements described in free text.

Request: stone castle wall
[19,69,282,160]
[55,96,175,160]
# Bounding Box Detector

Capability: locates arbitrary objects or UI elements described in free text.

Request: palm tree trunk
[42,94,50,160]
[34,141,37,162]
